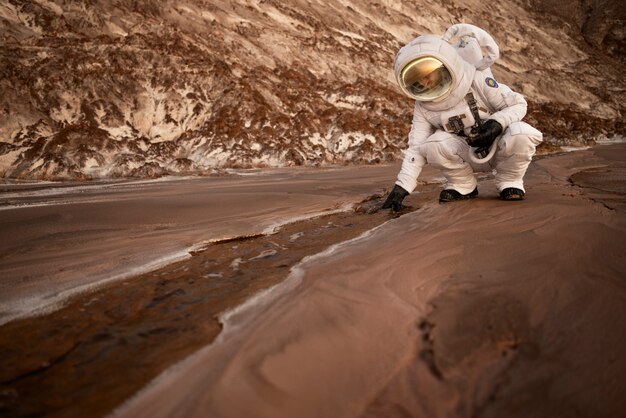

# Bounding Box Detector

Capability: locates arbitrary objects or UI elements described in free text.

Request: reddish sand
[0,164,406,326]
[116,144,626,418]
[0,172,440,418]
[1,145,625,418]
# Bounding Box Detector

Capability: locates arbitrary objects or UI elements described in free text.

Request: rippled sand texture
[0,184,445,418]
[117,145,626,418]
[0,164,407,325]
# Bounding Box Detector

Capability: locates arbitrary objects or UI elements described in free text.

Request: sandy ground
[0,183,444,418]
[114,144,626,418]
[1,145,625,417]
[0,164,421,326]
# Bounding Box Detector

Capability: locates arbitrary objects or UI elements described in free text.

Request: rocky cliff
[1,0,624,179]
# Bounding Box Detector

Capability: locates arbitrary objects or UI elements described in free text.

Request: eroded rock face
[532,0,625,50]
[0,0,624,179]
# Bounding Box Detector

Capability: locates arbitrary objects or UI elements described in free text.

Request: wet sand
[0,164,409,325]
[0,180,440,418]
[115,145,626,418]
[1,145,625,418]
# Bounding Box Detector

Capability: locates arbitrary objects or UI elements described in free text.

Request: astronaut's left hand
[468,119,503,149]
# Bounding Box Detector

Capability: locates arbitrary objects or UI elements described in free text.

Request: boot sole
[439,189,479,203]
[439,193,478,203]
[439,195,478,203]
[500,195,525,201]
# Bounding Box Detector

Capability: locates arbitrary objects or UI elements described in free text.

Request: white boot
[493,122,543,192]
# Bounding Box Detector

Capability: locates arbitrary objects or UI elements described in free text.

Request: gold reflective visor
[399,57,453,101]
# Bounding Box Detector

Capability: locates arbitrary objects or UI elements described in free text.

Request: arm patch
[485,77,498,88]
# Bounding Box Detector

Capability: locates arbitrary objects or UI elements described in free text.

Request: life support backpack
[443,24,502,164]
[443,24,499,75]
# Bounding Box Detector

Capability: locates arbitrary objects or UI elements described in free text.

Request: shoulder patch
[485,77,498,88]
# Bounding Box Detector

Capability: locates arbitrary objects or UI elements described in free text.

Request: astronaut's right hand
[468,119,503,148]
[474,146,490,158]
[382,184,409,212]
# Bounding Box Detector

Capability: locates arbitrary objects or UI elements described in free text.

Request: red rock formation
[0,0,623,179]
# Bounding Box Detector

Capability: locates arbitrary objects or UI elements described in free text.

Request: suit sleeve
[480,77,527,129]
[395,103,432,193]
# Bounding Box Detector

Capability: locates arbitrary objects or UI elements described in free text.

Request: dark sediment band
[0,184,440,418]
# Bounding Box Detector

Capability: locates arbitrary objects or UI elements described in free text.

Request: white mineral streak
[0,163,417,325]
[112,146,626,418]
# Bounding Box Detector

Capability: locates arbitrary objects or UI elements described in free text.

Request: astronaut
[382,24,543,210]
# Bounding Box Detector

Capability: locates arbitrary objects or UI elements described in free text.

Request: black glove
[474,147,490,158]
[468,119,503,149]
[382,184,409,212]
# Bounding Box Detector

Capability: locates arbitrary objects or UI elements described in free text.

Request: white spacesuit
[383,24,543,209]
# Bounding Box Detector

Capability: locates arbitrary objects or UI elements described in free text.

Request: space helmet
[397,56,454,102]
[393,26,498,107]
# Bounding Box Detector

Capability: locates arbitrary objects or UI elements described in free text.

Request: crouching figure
[383,24,543,211]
